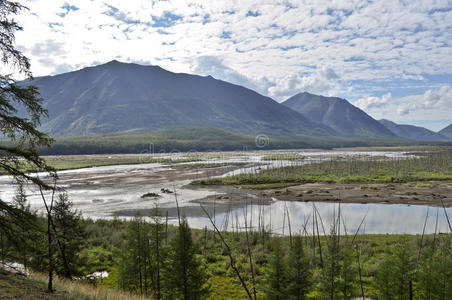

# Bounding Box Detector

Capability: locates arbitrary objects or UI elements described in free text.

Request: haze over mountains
[24,60,452,143]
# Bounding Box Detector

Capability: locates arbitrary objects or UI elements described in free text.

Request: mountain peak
[379,119,450,141]
[439,123,452,138]
[282,92,396,138]
[25,61,333,137]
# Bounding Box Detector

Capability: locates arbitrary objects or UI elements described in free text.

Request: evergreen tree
[118,215,145,293]
[418,236,452,299]
[52,193,85,278]
[374,253,396,300]
[0,0,53,291]
[375,238,415,300]
[163,216,209,300]
[11,181,33,272]
[320,226,341,299]
[150,203,165,299]
[263,237,287,300]
[339,244,356,299]
[285,235,311,300]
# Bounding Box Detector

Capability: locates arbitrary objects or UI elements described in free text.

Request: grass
[0,268,151,300]
[192,150,452,187]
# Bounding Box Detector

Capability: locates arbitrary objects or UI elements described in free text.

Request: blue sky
[16,0,452,131]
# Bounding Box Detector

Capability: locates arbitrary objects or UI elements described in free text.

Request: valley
[3,147,451,235]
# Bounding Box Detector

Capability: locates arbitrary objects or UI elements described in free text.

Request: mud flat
[193,181,452,207]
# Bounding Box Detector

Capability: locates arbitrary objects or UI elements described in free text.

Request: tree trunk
[47,215,53,293]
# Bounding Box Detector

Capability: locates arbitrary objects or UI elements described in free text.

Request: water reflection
[126,201,452,235]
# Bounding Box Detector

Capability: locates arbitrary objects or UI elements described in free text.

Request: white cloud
[7,0,452,125]
[401,85,452,114]
[355,86,452,126]
[355,93,392,111]
[268,65,342,100]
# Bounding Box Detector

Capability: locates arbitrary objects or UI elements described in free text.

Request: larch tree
[0,0,54,290]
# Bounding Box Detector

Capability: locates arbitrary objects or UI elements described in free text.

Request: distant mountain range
[439,123,452,139]
[378,119,450,142]
[24,60,333,137]
[22,60,451,143]
[282,92,396,138]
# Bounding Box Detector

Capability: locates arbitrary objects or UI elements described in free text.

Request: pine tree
[118,215,145,293]
[374,253,396,300]
[375,238,415,300]
[285,235,311,300]
[150,202,165,299]
[418,236,452,299]
[163,216,209,300]
[339,244,356,299]
[320,226,341,299]
[0,1,54,291]
[263,237,287,300]
[11,181,33,272]
[52,193,85,278]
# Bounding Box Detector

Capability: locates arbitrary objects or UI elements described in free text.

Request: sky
[14,0,452,131]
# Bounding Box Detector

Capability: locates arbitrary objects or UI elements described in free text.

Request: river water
[0,150,450,235]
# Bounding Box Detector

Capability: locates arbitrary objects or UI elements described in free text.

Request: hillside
[23,61,334,137]
[282,92,396,138]
[439,123,452,139]
[37,127,389,155]
[379,119,450,142]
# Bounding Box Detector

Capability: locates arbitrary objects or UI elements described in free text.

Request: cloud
[31,40,67,56]
[400,85,452,114]
[355,93,392,111]
[9,0,452,125]
[357,86,452,126]
[190,55,274,96]
[268,65,342,100]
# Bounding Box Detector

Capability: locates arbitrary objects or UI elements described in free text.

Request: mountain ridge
[378,119,450,142]
[439,123,452,139]
[24,60,335,137]
[282,92,397,138]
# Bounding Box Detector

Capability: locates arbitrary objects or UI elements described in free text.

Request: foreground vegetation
[192,149,452,188]
[0,268,149,300]
[1,190,451,299]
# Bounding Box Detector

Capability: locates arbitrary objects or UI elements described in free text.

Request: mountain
[378,119,450,142]
[23,60,334,137]
[438,123,452,139]
[282,92,396,138]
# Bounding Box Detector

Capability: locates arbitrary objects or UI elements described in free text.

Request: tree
[375,238,415,300]
[285,235,311,300]
[10,181,34,272]
[339,244,357,299]
[0,1,53,181]
[52,193,85,278]
[118,215,145,293]
[320,226,341,299]
[163,216,209,300]
[0,0,53,282]
[374,253,396,300]
[263,238,287,300]
[418,236,452,299]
